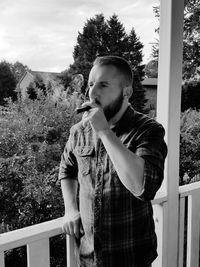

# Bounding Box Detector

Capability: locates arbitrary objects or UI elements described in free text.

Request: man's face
[88,64,124,121]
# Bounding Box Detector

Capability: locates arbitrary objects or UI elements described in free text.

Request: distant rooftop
[29,70,60,81]
[142,77,157,86]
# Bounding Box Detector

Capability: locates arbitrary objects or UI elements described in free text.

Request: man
[59,56,167,267]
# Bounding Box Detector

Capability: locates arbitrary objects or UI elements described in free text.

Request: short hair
[93,56,133,86]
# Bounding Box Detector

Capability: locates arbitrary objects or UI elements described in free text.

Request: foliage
[0,60,17,105]
[26,81,38,100]
[150,0,200,80]
[63,13,147,112]
[181,80,200,111]
[0,93,80,226]
[26,74,47,100]
[180,109,200,184]
[0,85,83,266]
[10,61,29,82]
[126,28,147,112]
[183,0,200,80]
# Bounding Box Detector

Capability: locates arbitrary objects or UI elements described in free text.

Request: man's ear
[123,86,133,99]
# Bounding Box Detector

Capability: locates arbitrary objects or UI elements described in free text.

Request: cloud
[0,0,159,71]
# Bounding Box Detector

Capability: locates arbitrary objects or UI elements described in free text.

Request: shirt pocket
[76,146,95,176]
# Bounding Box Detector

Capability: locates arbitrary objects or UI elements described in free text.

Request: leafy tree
[64,13,147,112]
[182,0,200,80]
[150,0,200,80]
[0,61,17,105]
[10,61,29,82]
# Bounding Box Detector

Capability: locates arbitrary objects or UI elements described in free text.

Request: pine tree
[69,14,109,93]
[106,14,128,56]
[126,28,147,112]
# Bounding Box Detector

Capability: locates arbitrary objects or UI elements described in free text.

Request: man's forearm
[98,129,145,195]
[61,179,78,213]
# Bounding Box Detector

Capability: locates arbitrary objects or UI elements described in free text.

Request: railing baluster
[178,197,185,267]
[187,192,200,267]
[67,235,78,267]
[27,238,50,267]
[0,251,5,267]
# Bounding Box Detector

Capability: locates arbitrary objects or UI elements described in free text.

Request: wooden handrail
[0,217,63,252]
[152,190,167,205]
[152,181,200,205]
[179,181,200,197]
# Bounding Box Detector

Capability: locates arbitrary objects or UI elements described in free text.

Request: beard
[103,90,124,121]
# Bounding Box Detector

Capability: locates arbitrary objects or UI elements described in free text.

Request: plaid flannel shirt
[59,106,167,267]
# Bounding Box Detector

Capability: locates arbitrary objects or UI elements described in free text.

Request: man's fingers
[62,222,70,234]
[62,215,84,239]
[62,220,75,235]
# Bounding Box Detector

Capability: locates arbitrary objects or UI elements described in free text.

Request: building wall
[144,86,157,111]
[19,72,34,99]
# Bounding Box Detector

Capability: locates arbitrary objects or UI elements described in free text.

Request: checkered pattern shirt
[59,106,167,267]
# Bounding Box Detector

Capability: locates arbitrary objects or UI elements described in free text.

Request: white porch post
[156,0,184,266]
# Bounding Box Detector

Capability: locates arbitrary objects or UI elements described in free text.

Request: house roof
[142,77,157,86]
[17,70,60,86]
[16,70,61,93]
[29,70,60,81]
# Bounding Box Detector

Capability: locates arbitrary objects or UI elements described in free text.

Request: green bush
[180,109,200,184]
[0,90,83,226]
[0,89,83,267]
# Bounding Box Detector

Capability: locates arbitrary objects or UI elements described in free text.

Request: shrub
[0,88,83,266]
[180,109,200,184]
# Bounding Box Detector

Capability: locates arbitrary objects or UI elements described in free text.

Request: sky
[0,0,159,72]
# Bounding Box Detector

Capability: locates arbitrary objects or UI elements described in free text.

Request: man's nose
[89,84,99,98]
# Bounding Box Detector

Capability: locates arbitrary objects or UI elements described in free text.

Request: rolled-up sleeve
[58,128,78,181]
[134,124,168,201]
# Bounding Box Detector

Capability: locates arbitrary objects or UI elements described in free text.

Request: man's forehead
[89,64,120,81]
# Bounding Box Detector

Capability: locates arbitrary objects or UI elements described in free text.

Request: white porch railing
[153,181,200,267]
[1,181,200,267]
[0,217,77,267]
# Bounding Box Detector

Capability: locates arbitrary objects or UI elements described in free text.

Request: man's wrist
[64,209,80,220]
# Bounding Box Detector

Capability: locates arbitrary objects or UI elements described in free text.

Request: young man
[59,56,167,267]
